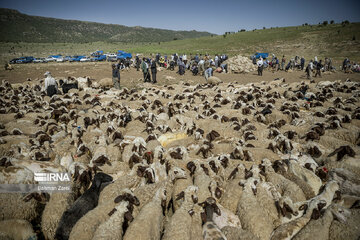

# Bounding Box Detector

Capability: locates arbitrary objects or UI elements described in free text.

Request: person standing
[306,61,313,80]
[151,58,157,83]
[44,71,58,97]
[112,64,120,89]
[135,54,140,71]
[141,58,150,82]
[314,60,323,77]
[257,57,264,76]
[300,57,305,70]
[204,67,213,81]
[281,55,286,70]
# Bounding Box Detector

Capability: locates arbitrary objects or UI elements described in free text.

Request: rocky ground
[0,67,359,240]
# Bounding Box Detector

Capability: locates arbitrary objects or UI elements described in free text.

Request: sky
[0,0,359,34]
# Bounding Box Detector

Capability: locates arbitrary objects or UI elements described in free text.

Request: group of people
[255,54,347,80]
[43,53,358,95]
[133,53,228,83]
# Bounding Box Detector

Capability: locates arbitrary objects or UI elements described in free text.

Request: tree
[263,27,266,29]
[240,29,246,32]
[323,21,328,26]
[304,23,308,26]
[330,20,334,24]
[223,34,226,38]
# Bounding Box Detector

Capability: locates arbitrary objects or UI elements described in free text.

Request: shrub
[323,21,328,25]
[330,20,334,24]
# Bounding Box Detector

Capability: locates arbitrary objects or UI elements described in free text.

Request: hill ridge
[0,8,213,43]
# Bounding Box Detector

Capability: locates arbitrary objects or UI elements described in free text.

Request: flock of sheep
[0,74,359,240]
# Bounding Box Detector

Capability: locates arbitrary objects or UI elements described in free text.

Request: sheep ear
[198,201,207,208]
[108,208,117,216]
[175,191,185,201]
[23,193,34,202]
[114,194,125,203]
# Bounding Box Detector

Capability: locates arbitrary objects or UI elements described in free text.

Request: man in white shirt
[44,71,58,97]
[257,58,264,76]
[198,59,205,75]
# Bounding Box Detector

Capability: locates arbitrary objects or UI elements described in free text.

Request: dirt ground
[1,61,360,88]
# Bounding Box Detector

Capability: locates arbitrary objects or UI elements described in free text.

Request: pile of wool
[226,55,257,73]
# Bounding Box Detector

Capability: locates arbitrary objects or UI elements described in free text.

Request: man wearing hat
[44,71,58,97]
[112,63,120,89]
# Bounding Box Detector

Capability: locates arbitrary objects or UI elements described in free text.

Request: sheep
[292,203,350,240]
[98,163,147,204]
[200,197,228,240]
[55,172,113,240]
[193,161,214,203]
[0,219,36,240]
[162,185,198,240]
[273,159,322,199]
[236,166,274,240]
[41,191,77,240]
[122,187,167,240]
[69,189,137,240]
[91,201,130,240]
[261,158,306,203]
[220,163,246,213]
[270,181,339,240]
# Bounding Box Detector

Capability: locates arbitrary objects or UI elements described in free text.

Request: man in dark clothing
[112,64,120,89]
[174,54,178,66]
[151,59,157,83]
[300,57,305,70]
[135,55,141,71]
[314,60,323,77]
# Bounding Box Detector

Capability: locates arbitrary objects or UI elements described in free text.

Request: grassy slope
[0,8,212,43]
[1,23,359,64]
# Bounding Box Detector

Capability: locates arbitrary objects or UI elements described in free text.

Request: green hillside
[0,8,212,43]
[1,15,359,64]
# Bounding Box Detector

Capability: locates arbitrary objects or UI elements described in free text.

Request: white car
[45,57,56,62]
[56,58,65,62]
[80,57,91,62]
[33,58,47,63]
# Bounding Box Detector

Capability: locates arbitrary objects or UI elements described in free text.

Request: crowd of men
[133,53,229,83]
[41,53,358,96]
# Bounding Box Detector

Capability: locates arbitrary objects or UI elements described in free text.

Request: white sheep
[92,201,130,240]
[220,163,246,213]
[123,187,167,240]
[270,181,339,240]
[162,185,198,240]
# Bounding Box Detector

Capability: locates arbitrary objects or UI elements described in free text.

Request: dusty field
[1,61,360,87]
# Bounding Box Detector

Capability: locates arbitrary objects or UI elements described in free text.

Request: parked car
[33,58,48,63]
[64,56,72,61]
[90,50,106,61]
[80,57,91,62]
[56,58,65,63]
[9,58,20,64]
[117,50,132,60]
[69,56,86,62]
[45,57,57,62]
[16,56,34,63]
[107,55,117,62]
